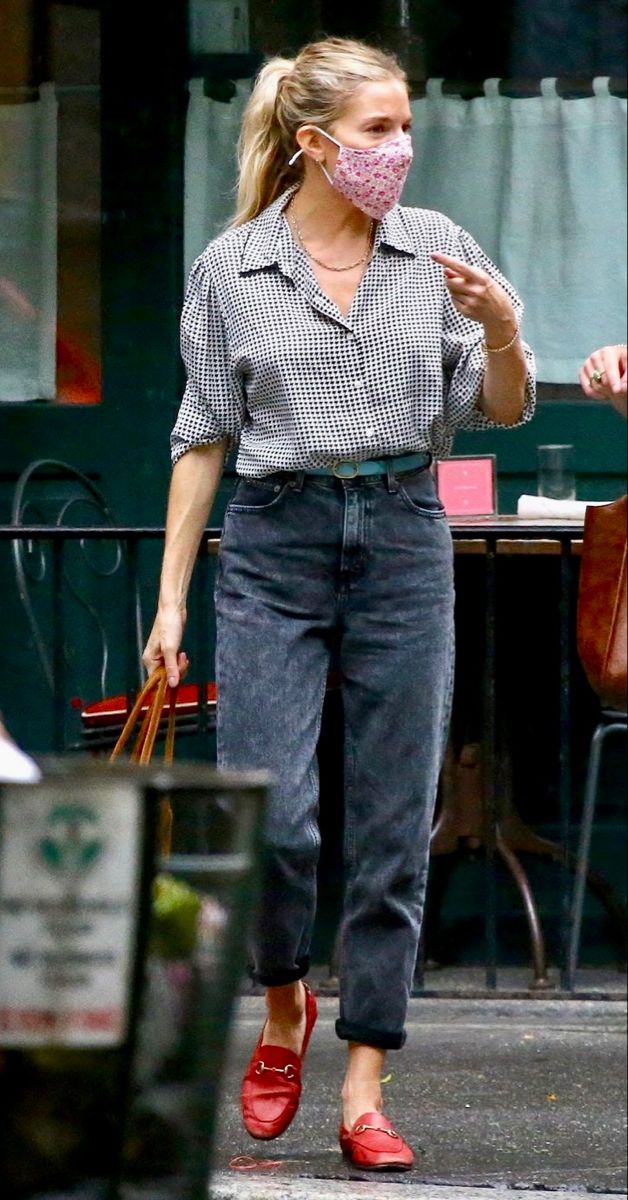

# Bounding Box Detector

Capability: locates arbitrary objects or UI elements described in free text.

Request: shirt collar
[239,189,417,275]
[377,206,417,257]
[239,188,298,276]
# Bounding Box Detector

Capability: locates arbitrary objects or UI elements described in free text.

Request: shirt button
[356,380,365,391]
[366,427,375,439]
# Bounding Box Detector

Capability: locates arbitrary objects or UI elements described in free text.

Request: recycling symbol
[38,804,104,875]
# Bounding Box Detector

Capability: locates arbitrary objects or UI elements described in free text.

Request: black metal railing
[1,522,625,999]
[1,525,221,755]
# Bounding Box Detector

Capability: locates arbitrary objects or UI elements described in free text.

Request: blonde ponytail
[234,58,296,228]
[232,38,406,227]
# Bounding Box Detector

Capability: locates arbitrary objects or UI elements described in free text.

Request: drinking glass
[536,444,576,501]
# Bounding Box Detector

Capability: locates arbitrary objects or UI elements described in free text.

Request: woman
[144,37,535,1171]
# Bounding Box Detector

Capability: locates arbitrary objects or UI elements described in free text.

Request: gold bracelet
[482,327,520,356]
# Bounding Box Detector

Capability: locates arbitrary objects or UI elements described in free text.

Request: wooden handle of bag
[109,665,179,854]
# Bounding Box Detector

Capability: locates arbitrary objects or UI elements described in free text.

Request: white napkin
[517,495,606,520]
[0,734,41,783]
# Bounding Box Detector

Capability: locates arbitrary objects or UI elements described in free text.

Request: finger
[447,283,477,301]
[177,652,190,683]
[584,353,606,388]
[616,348,628,394]
[451,297,476,313]
[443,272,491,300]
[432,252,483,281]
[142,646,164,673]
[449,293,483,318]
[601,348,622,394]
[163,647,181,688]
[579,365,596,397]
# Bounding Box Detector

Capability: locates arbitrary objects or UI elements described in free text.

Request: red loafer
[241,982,318,1140]
[339,1112,415,1172]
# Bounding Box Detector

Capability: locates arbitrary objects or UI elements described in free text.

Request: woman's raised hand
[432,252,517,344]
[579,344,627,415]
[142,606,189,687]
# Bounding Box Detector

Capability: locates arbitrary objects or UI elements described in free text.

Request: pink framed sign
[435,455,497,517]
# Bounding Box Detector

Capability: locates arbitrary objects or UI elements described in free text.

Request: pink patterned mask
[290,127,413,220]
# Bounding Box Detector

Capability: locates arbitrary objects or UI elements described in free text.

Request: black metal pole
[559,537,574,991]
[105,787,161,1200]
[52,538,66,752]
[194,541,211,753]
[483,535,498,990]
[125,536,140,713]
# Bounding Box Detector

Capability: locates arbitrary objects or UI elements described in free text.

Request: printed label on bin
[0,780,142,1047]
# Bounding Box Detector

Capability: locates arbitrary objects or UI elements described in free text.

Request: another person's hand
[579,344,627,416]
[142,606,189,687]
[432,252,518,343]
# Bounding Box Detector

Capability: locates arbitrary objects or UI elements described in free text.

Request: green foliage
[151,873,202,959]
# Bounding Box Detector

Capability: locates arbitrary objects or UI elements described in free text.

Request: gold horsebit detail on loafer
[255,1061,298,1080]
[354,1124,400,1138]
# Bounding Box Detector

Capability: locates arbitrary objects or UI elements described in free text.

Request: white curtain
[407,78,627,383]
[0,84,58,402]
[183,76,627,383]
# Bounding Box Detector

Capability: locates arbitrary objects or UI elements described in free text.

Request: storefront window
[0,0,101,405]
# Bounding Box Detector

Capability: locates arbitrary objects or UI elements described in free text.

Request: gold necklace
[289,210,374,273]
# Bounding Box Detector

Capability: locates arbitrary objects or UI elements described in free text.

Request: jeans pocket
[396,471,447,519]
[226,477,292,513]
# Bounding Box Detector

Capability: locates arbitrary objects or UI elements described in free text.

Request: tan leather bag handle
[110,666,179,851]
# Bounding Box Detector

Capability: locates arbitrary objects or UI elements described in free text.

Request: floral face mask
[290,127,413,220]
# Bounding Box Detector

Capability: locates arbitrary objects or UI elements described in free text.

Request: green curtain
[406,78,627,382]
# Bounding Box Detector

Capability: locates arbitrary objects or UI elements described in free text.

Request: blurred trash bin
[0,760,269,1200]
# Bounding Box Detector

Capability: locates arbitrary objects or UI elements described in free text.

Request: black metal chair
[566,707,627,989]
[11,458,143,695]
[10,459,151,750]
[9,459,214,753]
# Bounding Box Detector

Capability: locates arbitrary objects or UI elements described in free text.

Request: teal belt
[305,452,431,479]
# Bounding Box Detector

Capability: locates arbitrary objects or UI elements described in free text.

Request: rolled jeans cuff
[335,1018,407,1051]
[250,956,311,989]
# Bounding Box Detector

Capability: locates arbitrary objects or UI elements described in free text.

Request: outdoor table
[443,515,586,991]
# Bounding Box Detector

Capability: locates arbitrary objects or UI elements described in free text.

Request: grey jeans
[215,463,455,1051]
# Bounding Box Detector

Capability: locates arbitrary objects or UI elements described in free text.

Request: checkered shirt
[171,189,536,475]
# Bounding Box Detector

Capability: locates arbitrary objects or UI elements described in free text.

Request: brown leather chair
[567,496,627,989]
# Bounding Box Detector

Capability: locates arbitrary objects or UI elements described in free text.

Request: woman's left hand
[432,252,517,343]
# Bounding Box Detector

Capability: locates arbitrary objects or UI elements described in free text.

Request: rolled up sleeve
[442,228,536,434]
[170,258,246,464]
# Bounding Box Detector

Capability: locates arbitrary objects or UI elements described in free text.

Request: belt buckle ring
[332,459,360,479]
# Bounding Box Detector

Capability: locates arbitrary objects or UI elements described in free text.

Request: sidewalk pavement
[211,995,627,1200]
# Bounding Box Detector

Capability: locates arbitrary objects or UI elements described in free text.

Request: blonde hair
[232,38,407,226]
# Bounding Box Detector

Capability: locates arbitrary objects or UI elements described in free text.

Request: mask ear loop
[287,145,334,186]
[288,126,340,178]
